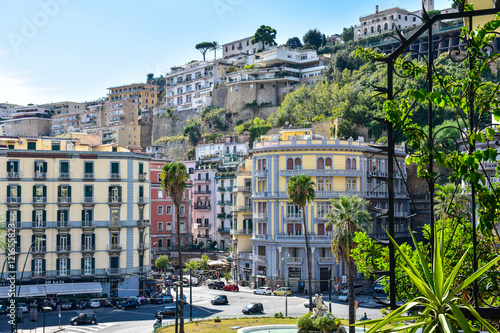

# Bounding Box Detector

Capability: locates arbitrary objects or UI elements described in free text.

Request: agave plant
[357,226,500,333]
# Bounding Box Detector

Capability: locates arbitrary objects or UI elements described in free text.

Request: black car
[155,303,179,317]
[242,302,264,314]
[117,299,140,310]
[70,313,97,325]
[74,299,87,309]
[208,281,225,290]
[210,295,228,305]
[103,299,117,307]
[60,299,73,310]
[0,302,8,314]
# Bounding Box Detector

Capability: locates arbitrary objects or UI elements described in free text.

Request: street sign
[342,275,347,284]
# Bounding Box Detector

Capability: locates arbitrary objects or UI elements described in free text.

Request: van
[340,284,364,295]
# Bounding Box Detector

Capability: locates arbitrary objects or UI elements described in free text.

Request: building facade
[2,106,52,137]
[236,129,409,292]
[192,162,218,248]
[108,83,159,110]
[0,137,151,298]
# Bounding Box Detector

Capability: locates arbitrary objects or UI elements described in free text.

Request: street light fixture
[281,254,290,317]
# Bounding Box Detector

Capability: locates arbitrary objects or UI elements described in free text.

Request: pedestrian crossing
[61,322,115,333]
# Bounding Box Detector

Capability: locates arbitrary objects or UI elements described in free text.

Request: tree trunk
[177,206,184,333]
[303,207,313,312]
[348,257,355,333]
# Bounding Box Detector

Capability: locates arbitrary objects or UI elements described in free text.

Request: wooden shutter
[66,259,71,272]
[56,234,60,247]
[42,259,46,273]
[67,234,71,247]
[92,234,95,246]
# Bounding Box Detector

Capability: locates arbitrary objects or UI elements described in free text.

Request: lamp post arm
[18,243,36,296]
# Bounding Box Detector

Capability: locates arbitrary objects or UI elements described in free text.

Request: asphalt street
[5,285,388,333]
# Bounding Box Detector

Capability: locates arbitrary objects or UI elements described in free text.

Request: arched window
[317,158,324,170]
[294,158,302,170]
[371,26,374,33]
[346,158,351,170]
[364,28,367,35]
[352,158,356,170]
[287,158,293,170]
[325,158,332,169]
[384,23,388,30]
[377,25,381,32]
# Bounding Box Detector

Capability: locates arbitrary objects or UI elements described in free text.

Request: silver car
[253,287,272,295]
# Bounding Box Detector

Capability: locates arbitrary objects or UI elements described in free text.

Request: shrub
[244,64,255,70]
[297,312,316,331]
[274,312,284,318]
[226,66,238,73]
[314,314,338,333]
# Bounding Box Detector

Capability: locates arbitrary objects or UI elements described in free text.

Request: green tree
[195,42,214,61]
[286,174,316,311]
[285,37,302,49]
[199,254,209,271]
[184,259,200,272]
[326,195,370,333]
[302,29,323,50]
[160,161,189,333]
[155,255,171,271]
[183,120,201,146]
[211,41,221,60]
[322,34,327,47]
[234,117,271,148]
[341,26,354,42]
[435,183,471,221]
[251,25,277,50]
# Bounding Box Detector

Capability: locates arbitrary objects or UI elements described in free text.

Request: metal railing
[57,221,70,228]
[83,173,95,179]
[108,196,122,204]
[33,172,47,179]
[230,229,252,235]
[106,268,121,275]
[81,221,95,228]
[81,245,96,252]
[81,269,95,276]
[7,172,22,179]
[57,197,72,204]
[109,244,123,251]
[109,173,121,180]
[137,219,150,227]
[58,172,71,179]
[82,196,95,204]
[32,246,47,253]
[32,197,47,204]
[108,221,122,228]
[6,197,21,204]
[138,173,147,181]
[56,245,70,252]
[32,222,47,228]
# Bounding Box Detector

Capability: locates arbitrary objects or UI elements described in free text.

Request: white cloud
[0,67,55,105]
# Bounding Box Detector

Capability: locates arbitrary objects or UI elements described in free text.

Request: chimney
[376,5,379,13]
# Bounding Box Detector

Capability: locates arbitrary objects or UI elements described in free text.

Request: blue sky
[0,0,452,105]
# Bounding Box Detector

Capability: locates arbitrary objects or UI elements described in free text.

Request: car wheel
[253,291,256,294]
[136,304,139,309]
[72,322,77,326]
[91,320,96,325]
[359,291,363,295]
[225,300,228,305]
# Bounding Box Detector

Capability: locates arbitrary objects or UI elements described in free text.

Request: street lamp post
[328,267,332,313]
[140,233,149,296]
[189,269,192,322]
[174,282,179,333]
[281,255,289,317]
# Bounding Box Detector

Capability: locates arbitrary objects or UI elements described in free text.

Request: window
[257,158,267,171]
[108,186,122,202]
[325,158,332,169]
[346,178,357,191]
[33,185,47,203]
[180,205,185,215]
[158,189,163,199]
[158,206,163,215]
[346,158,351,170]
[413,17,416,22]
[7,185,21,202]
[317,158,324,169]
[82,257,95,275]
[84,161,94,178]
[32,210,46,227]
[286,204,302,218]
[294,158,302,170]
[166,222,172,231]
[166,206,172,214]
[158,238,163,247]
[33,235,46,252]
[258,246,266,256]
[60,161,70,177]
[180,221,186,232]
[110,208,119,224]
[57,209,69,227]
[58,185,71,203]
[34,160,47,178]
[110,162,119,178]
[52,142,60,151]
[352,158,356,170]
[57,258,70,276]
[32,258,45,276]
[158,222,163,232]
[27,142,36,150]
[287,158,293,170]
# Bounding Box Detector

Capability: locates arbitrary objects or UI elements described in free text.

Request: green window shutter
[17,211,21,222]
[57,210,61,222]
[33,186,36,198]
[89,210,93,221]
[111,162,119,174]
[42,259,46,272]
[92,234,95,246]
[43,186,46,198]
[81,234,84,246]
[118,187,122,198]
[91,258,95,270]
[31,260,34,273]
[81,210,85,222]
[68,186,72,198]
[43,210,46,222]
[67,234,71,246]
[16,186,21,198]
[56,259,60,272]
[81,258,84,270]
[57,186,61,198]
[32,235,35,244]
[108,187,112,198]
[43,162,47,173]
[139,163,143,174]
[6,161,11,172]
[56,234,60,246]
[7,185,10,197]
[43,238,46,247]
[139,186,144,197]
[6,211,10,223]
[67,258,71,272]
[32,210,36,223]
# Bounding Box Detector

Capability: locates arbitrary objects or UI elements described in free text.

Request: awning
[45,282,102,295]
[0,285,47,298]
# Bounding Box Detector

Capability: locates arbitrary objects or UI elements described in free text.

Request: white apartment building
[195,135,249,161]
[222,36,273,59]
[0,103,21,119]
[164,61,217,112]
[43,102,86,135]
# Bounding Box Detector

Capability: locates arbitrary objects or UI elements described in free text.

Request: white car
[89,299,101,308]
[338,294,348,302]
[253,287,272,295]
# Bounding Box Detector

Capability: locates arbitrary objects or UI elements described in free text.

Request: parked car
[254,287,272,295]
[273,287,292,296]
[208,281,225,290]
[0,302,8,314]
[155,303,179,316]
[89,299,101,308]
[60,299,73,310]
[117,299,140,310]
[210,295,228,305]
[74,299,87,309]
[18,303,29,313]
[303,297,317,308]
[103,299,117,307]
[341,284,364,295]
[338,293,349,302]
[70,313,97,325]
[222,284,239,292]
[242,302,264,314]
[374,283,384,293]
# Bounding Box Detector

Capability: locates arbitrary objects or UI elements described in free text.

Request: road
[5,285,387,333]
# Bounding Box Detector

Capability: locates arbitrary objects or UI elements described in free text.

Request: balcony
[81,245,96,252]
[280,169,363,178]
[253,213,267,220]
[255,255,267,262]
[254,192,267,198]
[137,197,149,204]
[58,172,71,179]
[55,271,70,277]
[197,234,210,238]
[225,201,233,206]
[217,213,226,219]
[230,229,252,235]
[108,196,122,204]
[234,186,252,193]
[138,243,149,251]
[106,268,121,276]
[33,172,47,180]
[81,269,96,276]
[32,246,47,254]
[109,172,121,180]
[32,221,47,228]
[56,245,70,253]
[31,271,47,278]
[81,221,95,228]
[32,197,47,204]
[7,171,22,179]
[216,172,235,179]
[6,197,21,204]
[194,190,211,195]
[196,178,211,183]
[318,257,335,264]
[217,201,225,205]
[254,170,267,177]
[57,196,72,204]
[82,196,95,204]
[254,234,268,240]
[287,257,303,264]
[194,205,211,210]
[218,227,230,233]
[108,221,122,228]
[137,219,150,228]
[138,173,148,181]
[83,173,95,180]
[217,187,226,192]
[108,244,123,252]
[285,212,302,219]
[197,223,211,229]
[57,221,70,228]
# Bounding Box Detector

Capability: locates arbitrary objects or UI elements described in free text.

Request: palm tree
[326,195,370,333]
[160,161,189,333]
[435,183,471,221]
[286,174,316,311]
[211,41,221,60]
